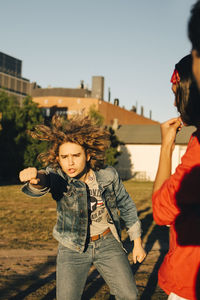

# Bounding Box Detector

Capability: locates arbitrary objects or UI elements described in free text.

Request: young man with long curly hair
[19,115,146,300]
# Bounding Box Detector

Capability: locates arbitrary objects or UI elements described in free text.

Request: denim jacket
[22,166,141,253]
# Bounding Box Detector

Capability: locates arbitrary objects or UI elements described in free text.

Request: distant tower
[108,87,111,102]
[141,106,144,116]
[80,80,84,89]
[91,76,104,100]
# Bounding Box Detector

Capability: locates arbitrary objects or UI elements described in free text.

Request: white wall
[116,144,187,181]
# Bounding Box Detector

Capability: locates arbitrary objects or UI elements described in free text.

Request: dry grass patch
[0,185,57,249]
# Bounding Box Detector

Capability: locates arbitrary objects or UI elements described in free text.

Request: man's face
[192,49,200,90]
[57,142,90,179]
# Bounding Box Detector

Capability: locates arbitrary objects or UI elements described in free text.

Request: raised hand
[19,167,40,185]
[160,117,183,151]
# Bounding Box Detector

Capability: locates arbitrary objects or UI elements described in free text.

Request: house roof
[32,87,91,98]
[115,124,196,145]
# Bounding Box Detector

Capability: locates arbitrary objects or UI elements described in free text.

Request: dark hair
[188,1,200,56]
[175,54,200,126]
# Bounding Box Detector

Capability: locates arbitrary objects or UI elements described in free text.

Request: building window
[4,75,8,88]
[43,108,51,117]
[22,82,27,94]
[17,80,21,93]
[11,78,15,90]
[56,108,67,116]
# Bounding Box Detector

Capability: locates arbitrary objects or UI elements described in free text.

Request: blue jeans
[56,232,138,300]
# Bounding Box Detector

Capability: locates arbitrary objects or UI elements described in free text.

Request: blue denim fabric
[56,232,138,300]
[22,166,141,252]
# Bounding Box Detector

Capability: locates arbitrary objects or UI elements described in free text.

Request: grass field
[0,181,168,300]
[0,184,57,250]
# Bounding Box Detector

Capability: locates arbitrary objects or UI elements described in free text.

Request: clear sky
[0,0,196,122]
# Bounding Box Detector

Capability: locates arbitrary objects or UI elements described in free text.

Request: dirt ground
[0,228,169,300]
[0,182,169,300]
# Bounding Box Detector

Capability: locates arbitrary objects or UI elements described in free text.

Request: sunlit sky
[0,0,196,122]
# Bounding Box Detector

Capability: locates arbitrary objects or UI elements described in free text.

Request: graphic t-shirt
[86,171,112,237]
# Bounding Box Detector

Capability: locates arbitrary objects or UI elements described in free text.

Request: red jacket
[152,129,200,300]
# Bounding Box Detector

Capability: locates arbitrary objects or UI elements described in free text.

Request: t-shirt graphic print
[86,172,111,237]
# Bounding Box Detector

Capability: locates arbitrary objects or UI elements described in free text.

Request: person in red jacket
[152,54,200,300]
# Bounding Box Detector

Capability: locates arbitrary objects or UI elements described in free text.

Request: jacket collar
[55,166,112,189]
[56,167,76,184]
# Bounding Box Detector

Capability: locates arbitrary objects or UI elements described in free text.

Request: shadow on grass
[0,256,56,300]
[123,211,168,299]
[139,213,169,300]
[2,258,114,300]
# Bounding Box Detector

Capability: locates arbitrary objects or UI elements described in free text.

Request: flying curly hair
[29,114,111,170]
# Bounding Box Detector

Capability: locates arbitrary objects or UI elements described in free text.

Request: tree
[89,105,104,126]
[14,96,47,169]
[0,93,46,182]
[105,127,122,166]
[0,93,21,181]
[88,105,122,166]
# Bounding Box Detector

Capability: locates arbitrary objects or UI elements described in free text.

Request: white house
[115,124,196,181]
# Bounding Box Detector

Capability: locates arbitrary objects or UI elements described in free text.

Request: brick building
[32,76,158,126]
[0,51,38,103]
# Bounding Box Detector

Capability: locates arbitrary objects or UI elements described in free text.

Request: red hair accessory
[170,69,180,84]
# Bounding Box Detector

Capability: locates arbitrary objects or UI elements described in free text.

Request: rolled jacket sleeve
[127,220,142,241]
[22,183,50,197]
